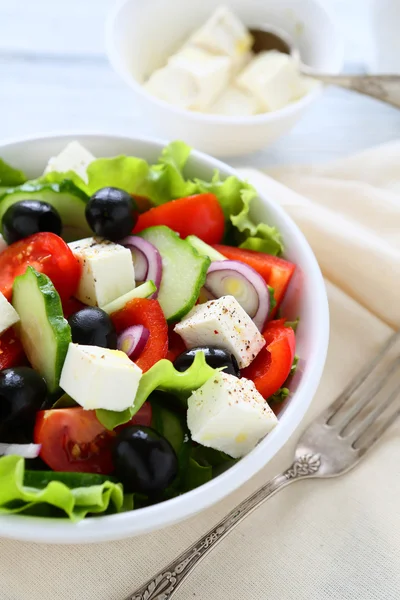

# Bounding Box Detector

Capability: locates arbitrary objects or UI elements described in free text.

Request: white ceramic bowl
[106,0,344,157]
[0,133,329,543]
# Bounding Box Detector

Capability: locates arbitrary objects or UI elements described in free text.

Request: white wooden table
[1,0,400,168]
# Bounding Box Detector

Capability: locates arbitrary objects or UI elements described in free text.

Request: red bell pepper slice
[111,298,168,372]
[0,328,26,370]
[133,194,225,245]
[213,244,295,312]
[242,320,296,400]
[166,325,186,363]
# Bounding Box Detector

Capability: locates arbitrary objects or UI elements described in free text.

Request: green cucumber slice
[186,235,227,262]
[0,180,91,242]
[101,280,157,315]
[139,226,210,322]
[12,266,71,392]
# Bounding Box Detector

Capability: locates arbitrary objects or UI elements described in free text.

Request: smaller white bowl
[106,0,344,157]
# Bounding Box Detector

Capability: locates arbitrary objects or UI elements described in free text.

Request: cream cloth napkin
[1,142,400,600]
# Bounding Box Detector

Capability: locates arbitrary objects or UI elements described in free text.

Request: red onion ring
[204,260,270,330]
[119,236,162,298]
[118,325,150,361]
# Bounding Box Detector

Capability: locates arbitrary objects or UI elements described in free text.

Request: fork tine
[322,330,400,426]
[355,404,400,456]
[345,382,400,445]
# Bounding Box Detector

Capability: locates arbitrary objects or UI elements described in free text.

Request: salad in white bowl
[0,140,299,522]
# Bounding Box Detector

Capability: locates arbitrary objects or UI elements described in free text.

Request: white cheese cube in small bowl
[207,84,261,117]
[188,5,253,71]
[60,343,142,411]
[237,51,304,112]
[188,372,278,458]
[174,295,265,368]
[145,47,232,112]
[68,237,136,308]
[0,292,19,335]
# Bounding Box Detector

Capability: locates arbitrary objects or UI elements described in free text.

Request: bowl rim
[0,132,329,543]
[105,0,344,125]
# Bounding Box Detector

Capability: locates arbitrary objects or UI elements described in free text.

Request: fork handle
[127,453,321,600]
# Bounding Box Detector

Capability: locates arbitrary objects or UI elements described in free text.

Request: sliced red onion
[0,442,41,459]
[204,260,270,331]
[118,325,150,360]
[119,236,162,298]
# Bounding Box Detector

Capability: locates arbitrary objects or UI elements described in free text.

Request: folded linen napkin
[1,143,399,600]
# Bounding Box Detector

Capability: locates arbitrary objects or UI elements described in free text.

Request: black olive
[174,346,241,377]
[68,307,118,349]
[0,367,47,442]
[112,426,178,494]
[85,187,137,241]
[2,200,62,244]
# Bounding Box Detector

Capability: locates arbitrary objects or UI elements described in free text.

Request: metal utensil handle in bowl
[302,71,400,109]
[127,329,400,600]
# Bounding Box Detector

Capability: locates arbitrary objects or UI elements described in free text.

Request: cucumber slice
[186,235,227,262]
[139,226,210,322]
[0,180,91,242]
[101,280,157,315]
[12,267,71,392]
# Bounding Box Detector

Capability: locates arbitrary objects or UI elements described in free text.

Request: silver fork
[127,330,400,600]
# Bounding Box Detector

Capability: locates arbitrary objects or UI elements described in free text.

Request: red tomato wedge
[0,232,81,303]
[242,320,296,400]
[0,328,26,370]
[111,298,168,372]
[213,245,295,312]
[62,297,86,319]
[133,194,225,245]
[34,404,152,474]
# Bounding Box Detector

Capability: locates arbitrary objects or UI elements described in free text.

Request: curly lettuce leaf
[0,159,27,186]
[96,352,218,430]
[231,186,284,256]
[41,140,283,255]
[0,456,124,521]
[44,156,151,197]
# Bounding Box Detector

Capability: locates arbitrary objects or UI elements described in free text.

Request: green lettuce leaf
[41,140,283,255]
[96,352,218,430]
[231,186,284,256]
[0,159,27,186]
[181,457,212,492]
[0,456,124,521]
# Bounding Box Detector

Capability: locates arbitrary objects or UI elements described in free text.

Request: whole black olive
[112,426,178,494]
[2,200,62,244]
[0,367,47,442]
[174,346,240,377]
[68,307,118,349]
[85,187,137,241]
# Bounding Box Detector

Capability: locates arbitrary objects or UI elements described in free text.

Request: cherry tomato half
[34,404,152,474]
[0,232,81,302]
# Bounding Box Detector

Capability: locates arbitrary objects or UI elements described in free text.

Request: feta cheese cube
[174,295,265,368]
[189,6,253,64]
[44,141,95,184]
[237,51,304,111]
[0,234,7,254]
[68,237,135,308]
[207,84,261,116]
[187,372,278,458]
[145,47,232,111]
[60,344,142,411]
[0,292,19,335]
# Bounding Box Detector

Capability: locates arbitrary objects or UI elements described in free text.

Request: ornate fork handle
[127,453,321,600]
